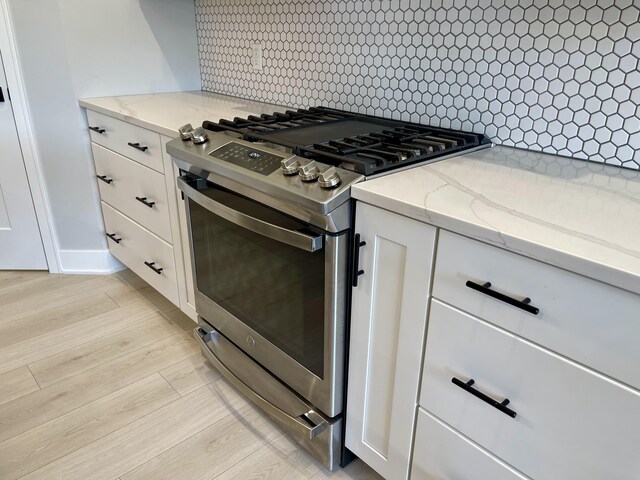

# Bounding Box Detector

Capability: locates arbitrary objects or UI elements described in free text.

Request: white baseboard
[58,249,126,275]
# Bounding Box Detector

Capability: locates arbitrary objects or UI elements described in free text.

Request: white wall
[7,0,200,267]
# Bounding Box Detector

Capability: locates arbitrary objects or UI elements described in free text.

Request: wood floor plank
[0,275,123,325]
[0,374,179,480]
[0,270,369,480]
[121,403,281,480]
[0,291,118,349]
[0,271,46,292]
[28,312,190,387]
[0,301,160,376]
[212,434,322,480]
[105,280,177,313]
[0,332,199,442]
[0,272,101,307]
[22,379,248,480]
[158,354,221,396]
[0,366,39,406]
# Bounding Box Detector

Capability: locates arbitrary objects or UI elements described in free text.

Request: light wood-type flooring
[0,269,381,480]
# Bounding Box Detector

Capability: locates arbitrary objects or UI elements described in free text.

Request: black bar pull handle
[465,280,539,315]
[128,142,148,152]
[106,233,122,244]
[89,126,106,134]
[352,233,366,287]
[135,196,155,208]
[452,377,517,418]
[144,261,163,274]
[0,87,5,103]
[96,175,113,184]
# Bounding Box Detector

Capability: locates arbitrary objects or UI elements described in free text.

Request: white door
[0,50,47,269]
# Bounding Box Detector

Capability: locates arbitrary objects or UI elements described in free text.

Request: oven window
[189,195,325,378]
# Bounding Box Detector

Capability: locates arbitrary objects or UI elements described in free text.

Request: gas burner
[203,107,490,176]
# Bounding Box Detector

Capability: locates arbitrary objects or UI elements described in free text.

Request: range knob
[318,166,341,189]
[281,157,300,175]
[190,127,209,145]
[178,124,194,141]
[298,161,320,182]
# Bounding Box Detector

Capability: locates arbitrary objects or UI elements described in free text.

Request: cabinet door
[346,202,436,480]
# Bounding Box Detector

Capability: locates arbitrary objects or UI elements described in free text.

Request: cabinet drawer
[93,144,171,242]
[411,408,528,480]
[433,230,640,390]
[420,300,640,480]
[102,202,178,305]
[86,110,163,173]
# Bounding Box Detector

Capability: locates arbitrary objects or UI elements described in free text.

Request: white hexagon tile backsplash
[195,0,640,170]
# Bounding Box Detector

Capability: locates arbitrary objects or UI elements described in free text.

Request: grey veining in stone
[352,146,640,294]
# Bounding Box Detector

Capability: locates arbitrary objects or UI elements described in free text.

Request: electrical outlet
[251,44,263,72]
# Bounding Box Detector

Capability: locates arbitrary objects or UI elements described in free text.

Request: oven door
[178,175,347,417]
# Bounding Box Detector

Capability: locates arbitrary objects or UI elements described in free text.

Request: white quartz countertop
[80,91,286,138]
[352,146,640,295]
[79,91,640,294]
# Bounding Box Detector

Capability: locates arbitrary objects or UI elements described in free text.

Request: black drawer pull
[96,175,113,184]
[128,142,148,152]
[106,233,122,244]
[144,261,163,274]
[89,126,105,134]
[452,377,517,418]
[135,196,155,208]
[351,233,366,287]
[465,280,539,315]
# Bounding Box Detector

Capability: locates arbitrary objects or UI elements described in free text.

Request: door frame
[0,0,60,272]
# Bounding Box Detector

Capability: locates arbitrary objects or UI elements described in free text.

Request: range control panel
[209,142,284,176]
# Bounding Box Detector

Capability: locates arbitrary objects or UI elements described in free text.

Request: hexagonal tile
[196,0,640,170]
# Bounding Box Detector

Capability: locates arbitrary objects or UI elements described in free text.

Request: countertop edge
[80,99,177,138]
[351,186,640,296]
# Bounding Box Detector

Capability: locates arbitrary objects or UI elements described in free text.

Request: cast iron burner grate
[202,107,490,176]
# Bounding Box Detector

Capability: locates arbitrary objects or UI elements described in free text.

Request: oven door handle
[178,176,323,253]
[194,327,328,439]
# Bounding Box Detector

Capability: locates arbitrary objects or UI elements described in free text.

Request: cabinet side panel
[362,237,407,458]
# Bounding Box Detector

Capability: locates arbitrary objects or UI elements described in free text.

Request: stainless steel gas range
[166,107,490,470]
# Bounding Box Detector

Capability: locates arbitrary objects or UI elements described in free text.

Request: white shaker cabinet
[86,109,196,320]
[348,199,640,480]
[346,203,436,480]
